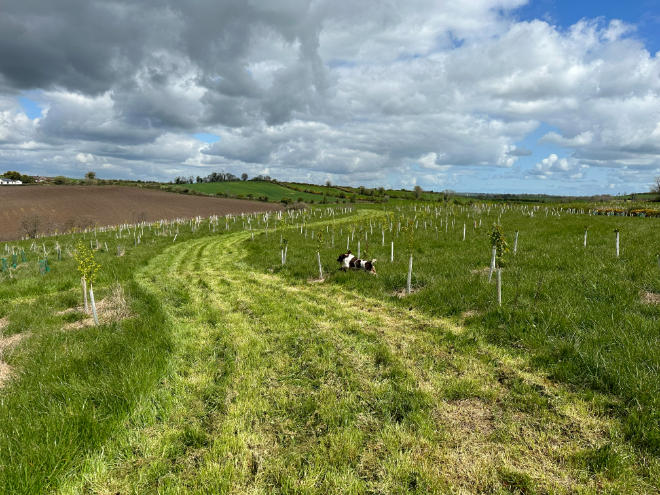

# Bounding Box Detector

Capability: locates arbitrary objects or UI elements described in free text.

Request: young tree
[74,241,101,322]
[487,223,509,268]
[413,185,423,199]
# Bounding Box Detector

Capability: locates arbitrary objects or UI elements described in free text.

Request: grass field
[186,181,340,203]
[282,182,368,199]
[244,205,660,456]
[1,202,660,492]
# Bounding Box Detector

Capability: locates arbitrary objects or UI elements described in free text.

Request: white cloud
[75,153,94,163]
[418,152,451,171]
[0,2,657,193]
[525,153,589,181]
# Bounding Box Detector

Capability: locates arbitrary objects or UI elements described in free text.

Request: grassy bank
[0,221,220,493]
[185,181,331,203]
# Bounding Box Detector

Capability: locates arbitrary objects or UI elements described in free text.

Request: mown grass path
[66,230,658,494]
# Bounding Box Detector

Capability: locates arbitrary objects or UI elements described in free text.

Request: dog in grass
[337,251,377,275]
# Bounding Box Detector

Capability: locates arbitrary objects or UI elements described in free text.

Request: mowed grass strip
[65,229,658,493]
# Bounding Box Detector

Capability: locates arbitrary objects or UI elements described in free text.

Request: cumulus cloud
[0,0,657,192]
[525,154,589,180]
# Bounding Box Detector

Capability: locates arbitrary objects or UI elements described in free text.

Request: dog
[337,251,377,275]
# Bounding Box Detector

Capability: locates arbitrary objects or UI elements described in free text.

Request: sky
[0,0,659,195]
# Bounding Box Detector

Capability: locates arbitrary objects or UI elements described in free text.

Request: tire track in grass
[189,236,434,492]
[69,230,658,494]
[69,232,441,493]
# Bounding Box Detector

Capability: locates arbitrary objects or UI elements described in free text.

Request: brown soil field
[0,185,282,241]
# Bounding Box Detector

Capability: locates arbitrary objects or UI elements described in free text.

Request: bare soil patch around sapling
[640,291,660,305]
[393,286,420,298]
[58,284,133,330]
[0,331,30,389]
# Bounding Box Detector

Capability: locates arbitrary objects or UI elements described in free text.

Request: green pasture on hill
[1,202,660,493]
[282,182,368,199]
[185,181,338,203]
[283,182,433,202]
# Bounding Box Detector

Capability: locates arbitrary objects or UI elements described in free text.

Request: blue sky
[193,133,220,144]
[2,0,660,195]
[18,96,42,120]
[515,0,660,54]
[494,0,660,195]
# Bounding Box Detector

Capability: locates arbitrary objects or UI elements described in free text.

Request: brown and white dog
[337,251,377,275]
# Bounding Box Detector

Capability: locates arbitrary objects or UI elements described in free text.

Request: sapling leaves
[488,223,509,268]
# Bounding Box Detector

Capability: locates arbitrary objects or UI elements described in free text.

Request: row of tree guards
[285,203,634,305]
[2,206,358,324]
[1,247,49,274]
[1,202,641,311]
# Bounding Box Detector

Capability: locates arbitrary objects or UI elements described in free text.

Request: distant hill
[186,181,343,203]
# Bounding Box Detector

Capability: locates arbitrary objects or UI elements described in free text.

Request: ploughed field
[0,185,281,241]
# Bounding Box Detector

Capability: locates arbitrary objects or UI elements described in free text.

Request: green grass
[0,223,223,493]
[0,208,355,493]
[185,181,341,203]
[2,202,660,492]
[59,226,660,493]
[242,204,660,457]
[282,182,370,200]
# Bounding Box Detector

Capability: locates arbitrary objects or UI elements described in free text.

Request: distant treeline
[174,172,272,184]
[463,193,619,203]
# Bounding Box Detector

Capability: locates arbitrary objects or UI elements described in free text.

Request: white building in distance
[0,178,22,185]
